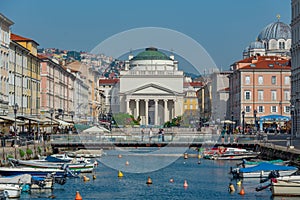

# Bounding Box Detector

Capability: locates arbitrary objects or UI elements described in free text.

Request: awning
[53,119,73,126]
[0,115,24,123]
[259,114,291,130]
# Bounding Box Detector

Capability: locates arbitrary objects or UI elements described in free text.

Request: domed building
[119,47,184,126]
[243,18,291,58]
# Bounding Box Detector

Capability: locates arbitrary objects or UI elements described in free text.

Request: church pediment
[125,83,177,95]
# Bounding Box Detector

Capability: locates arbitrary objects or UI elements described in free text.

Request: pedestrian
[221,128,226,144]
[149,128,153,142]
[158,129,162,142]
[141,128,144,141]
[161,129,165,142]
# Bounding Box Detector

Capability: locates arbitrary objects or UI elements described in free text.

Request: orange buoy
[75,191,82,200]
[83,176,90,182]
[125,161,129,166]
[118,154,122,158]
[146,176,152,184]
[169,178,174,183]
[239,187,245,195]
[183,180,188,188]
[184,153,188,159]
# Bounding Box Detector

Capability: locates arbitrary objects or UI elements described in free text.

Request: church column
[145,99,149,125]
[126,99,130,114]
[135,99,140,117]
[164,100,168,122]
[173,99,177,119]
[154,99,158,125]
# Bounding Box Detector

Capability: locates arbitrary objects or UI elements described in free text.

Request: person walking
[149,128,153,142]
[141,128,144,141]
[161,129,165,142]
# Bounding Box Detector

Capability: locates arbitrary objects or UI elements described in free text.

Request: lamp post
[242,111,245,134]
[70,111,74,123]
[254,109,257,133]
[231,112,234,134]
[13,103,18,154]
[49,109,54,135]
[290,105,295,147]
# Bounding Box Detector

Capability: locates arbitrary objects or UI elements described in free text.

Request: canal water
[19,149,293,200]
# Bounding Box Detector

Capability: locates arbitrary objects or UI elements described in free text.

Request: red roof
[99,79,119,85]
[184,82,203,87]
[11,33,39,45]
[241,57,290,70]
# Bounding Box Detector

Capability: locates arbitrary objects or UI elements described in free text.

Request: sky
[1,0,291,70]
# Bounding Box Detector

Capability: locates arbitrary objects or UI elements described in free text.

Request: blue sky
[1,0,290,69]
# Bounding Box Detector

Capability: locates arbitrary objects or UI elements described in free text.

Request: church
[119,47,184,126]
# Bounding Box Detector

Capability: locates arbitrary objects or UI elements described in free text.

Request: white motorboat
[0,184,21,198]
[233,162,298,178]
[271,179,300,196]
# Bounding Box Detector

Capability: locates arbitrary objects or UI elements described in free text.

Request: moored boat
[207,147,259,160]
[10,158,95,173]
[233,162,298,178]
[0,184,21,198]
[271,179,300,196]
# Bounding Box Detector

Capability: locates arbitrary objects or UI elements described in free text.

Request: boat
[0,166,79,177]
[9,158,96,173]
[233,162,298,178]
[0,184,21,198]
[207,147,259,160]
[239,159,287,168]
[271,179,300,196]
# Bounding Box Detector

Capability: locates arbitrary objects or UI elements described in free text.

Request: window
[190,105,193,109]
[284,76,290,85]
[271,90,277,101]
[271,76,276,84]
[258,106,264,113]
[258,76,263,84]
[284,90,290,101]
[285,106,290,113]
[245,91,251,100]
[258,90,264,100]
[245,106,251,113]
[245,76,250,85]
[271,106,277,113]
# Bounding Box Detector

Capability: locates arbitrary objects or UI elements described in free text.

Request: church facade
[119,47,184,126]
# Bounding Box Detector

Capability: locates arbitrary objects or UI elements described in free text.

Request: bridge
[50,132,262,150]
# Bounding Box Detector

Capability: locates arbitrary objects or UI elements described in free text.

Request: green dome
[132,47,171,60]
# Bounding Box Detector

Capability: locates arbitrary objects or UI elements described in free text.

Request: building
[229,55,291,132]
[119,47,184,126]
[0,14,13,116]
[210,71,232,123]
[39,55,76,121]
[10,33,41,119]
[243,16,291,59]
[291,0,300,138]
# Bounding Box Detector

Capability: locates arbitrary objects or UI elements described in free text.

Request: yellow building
[10,33,40,117]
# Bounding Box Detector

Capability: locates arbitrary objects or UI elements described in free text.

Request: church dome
[258,21,291,41]
[132,47,171,60]
[249,41,265,49]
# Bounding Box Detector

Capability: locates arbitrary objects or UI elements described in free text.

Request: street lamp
[231,112,234,134]
[242,111,245,134]
[290,105,295,147]
[49,108,54,135]
[254,109,257,133]
[14,103,19,157]
[70,111,74,123]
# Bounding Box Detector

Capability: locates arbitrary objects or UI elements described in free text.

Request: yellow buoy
[83,175,90,182]
[183,180,188,188]
[237,180,242,186]
[118,170,123,178]
[229,183,235,192]
[146,176,152,184]
[239,187,245,195]
[75,191,83,200]
[93,175,96,180]
[198,154,201,159]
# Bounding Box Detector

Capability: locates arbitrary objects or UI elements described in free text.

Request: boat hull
[240,170,298,178]
[0,167,66,177]
[0,184,21,198]
[271,180,300,196]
